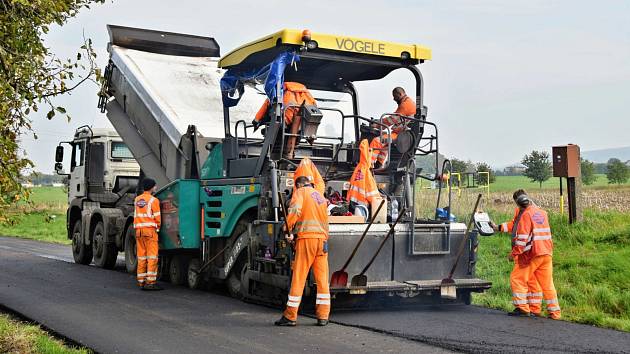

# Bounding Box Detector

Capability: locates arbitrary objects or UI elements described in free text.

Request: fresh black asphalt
[1,236,629,353]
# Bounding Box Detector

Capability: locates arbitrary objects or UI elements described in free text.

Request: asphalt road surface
[1,236,629,354]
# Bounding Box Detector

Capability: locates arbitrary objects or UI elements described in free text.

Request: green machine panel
[157,180,201,250]
[200,184,260,238]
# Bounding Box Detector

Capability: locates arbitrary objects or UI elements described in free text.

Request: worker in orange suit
[293,157,325,195]
[347,139,380,208]
[134,178,163,291]
[492,190,561,319]
[275,176,330,327]
[252,82,317,159]
[369,87,416,167]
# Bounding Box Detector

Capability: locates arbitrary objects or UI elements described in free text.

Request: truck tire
[124,226,137,274]
[71,219,92,265]
[187,258,203,290]
[226,219,250,299]
[92,221,118,269]
[169,256,187,286]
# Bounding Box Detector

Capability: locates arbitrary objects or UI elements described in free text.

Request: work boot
[507,308,531,317]
[317,319,329,326]
[531,312,543,318]
[274,316,296,327]
[143,284,164,291]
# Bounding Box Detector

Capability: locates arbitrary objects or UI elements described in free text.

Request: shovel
[350,208,407,292]
[330,200,385,288]
[440,193,483,300]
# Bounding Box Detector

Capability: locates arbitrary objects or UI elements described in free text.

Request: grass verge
[0,313,88,354]
[0,212,68,244]
[474,209,630,332]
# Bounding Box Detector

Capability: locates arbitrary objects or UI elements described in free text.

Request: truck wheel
[169,256,187,286]
[92,221,118,269]
[124,226,137,274]
[71,219,92,265]
[226,220,250,299]
[187,258,203,290]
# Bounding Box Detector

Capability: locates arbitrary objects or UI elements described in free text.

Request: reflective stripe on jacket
[254,82,316,125]
[134,192,161,230]
[347,139,380,206]
[287,186,329,239]
[511,205,553,262]
[293,157,325,195]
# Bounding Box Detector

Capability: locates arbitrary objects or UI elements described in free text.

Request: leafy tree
[449,158,471,175]
[0,0,103,223]
[475,162,496,184]
[521,150,552,188]
[580,158,597,185]
[606,158,629,185]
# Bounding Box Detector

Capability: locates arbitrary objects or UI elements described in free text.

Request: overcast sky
[21,0,630,173]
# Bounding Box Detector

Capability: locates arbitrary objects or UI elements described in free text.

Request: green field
[490,174,630,192]
[474,209,630,332]
[0,313,88,354]
[0,187,69,244]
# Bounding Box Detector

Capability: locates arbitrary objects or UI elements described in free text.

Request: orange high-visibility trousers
[284,238,330,322]
[510,256,532,312]
[528,255,561,319]
[136,229,159,287]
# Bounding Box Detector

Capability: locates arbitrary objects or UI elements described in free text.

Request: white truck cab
[56,126,140,269]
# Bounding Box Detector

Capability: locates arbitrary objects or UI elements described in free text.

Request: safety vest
[293,157,325,195]
[287,186,329,239]
[381,95,416,134]
[133,192,161,230]
[510,205,553,262]
[347,139,380,206]
[254,82,317,125]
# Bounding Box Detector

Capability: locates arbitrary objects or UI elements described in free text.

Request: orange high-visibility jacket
[133,192,161,230]
[500,207,523,246]
[510,205,554,262]
[294,157,325,195]
[287,185,329,240]
[347,139,380,206]
[254,82,316,125]
[381,95,416,134]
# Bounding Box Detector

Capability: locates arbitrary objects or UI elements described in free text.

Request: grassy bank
[0,313,88,354]
[474,209,630,332]
[0,212,68,244]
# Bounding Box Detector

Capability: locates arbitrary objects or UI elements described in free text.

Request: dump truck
[60,25,490,306]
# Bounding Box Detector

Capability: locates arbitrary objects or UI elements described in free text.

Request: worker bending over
[492,190,561,319]
[134,178,163,291]
[275,176,330,326]
[252,81,317,159]
[370,87,416,167]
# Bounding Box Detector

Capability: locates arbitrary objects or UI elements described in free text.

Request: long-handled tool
[278,192,295,279]
[350,208,406,291]
[330,200,385,288]
[440,193,483,300]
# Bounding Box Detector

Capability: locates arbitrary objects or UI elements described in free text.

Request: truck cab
[56,126,140,268]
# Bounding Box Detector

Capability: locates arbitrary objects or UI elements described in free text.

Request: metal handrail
[234,120,250,158]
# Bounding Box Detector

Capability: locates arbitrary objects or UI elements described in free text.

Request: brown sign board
[552,144,580,178]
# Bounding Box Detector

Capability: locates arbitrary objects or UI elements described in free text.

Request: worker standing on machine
[252,81,317,159]
[134,178,163,291]
[491,190,561,319]
[275,176,330,327]
[370,87,416,167]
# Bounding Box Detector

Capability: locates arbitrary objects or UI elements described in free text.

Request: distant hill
[582,146,630,163]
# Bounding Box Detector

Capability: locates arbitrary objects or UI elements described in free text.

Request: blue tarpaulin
[220,51,299,107]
